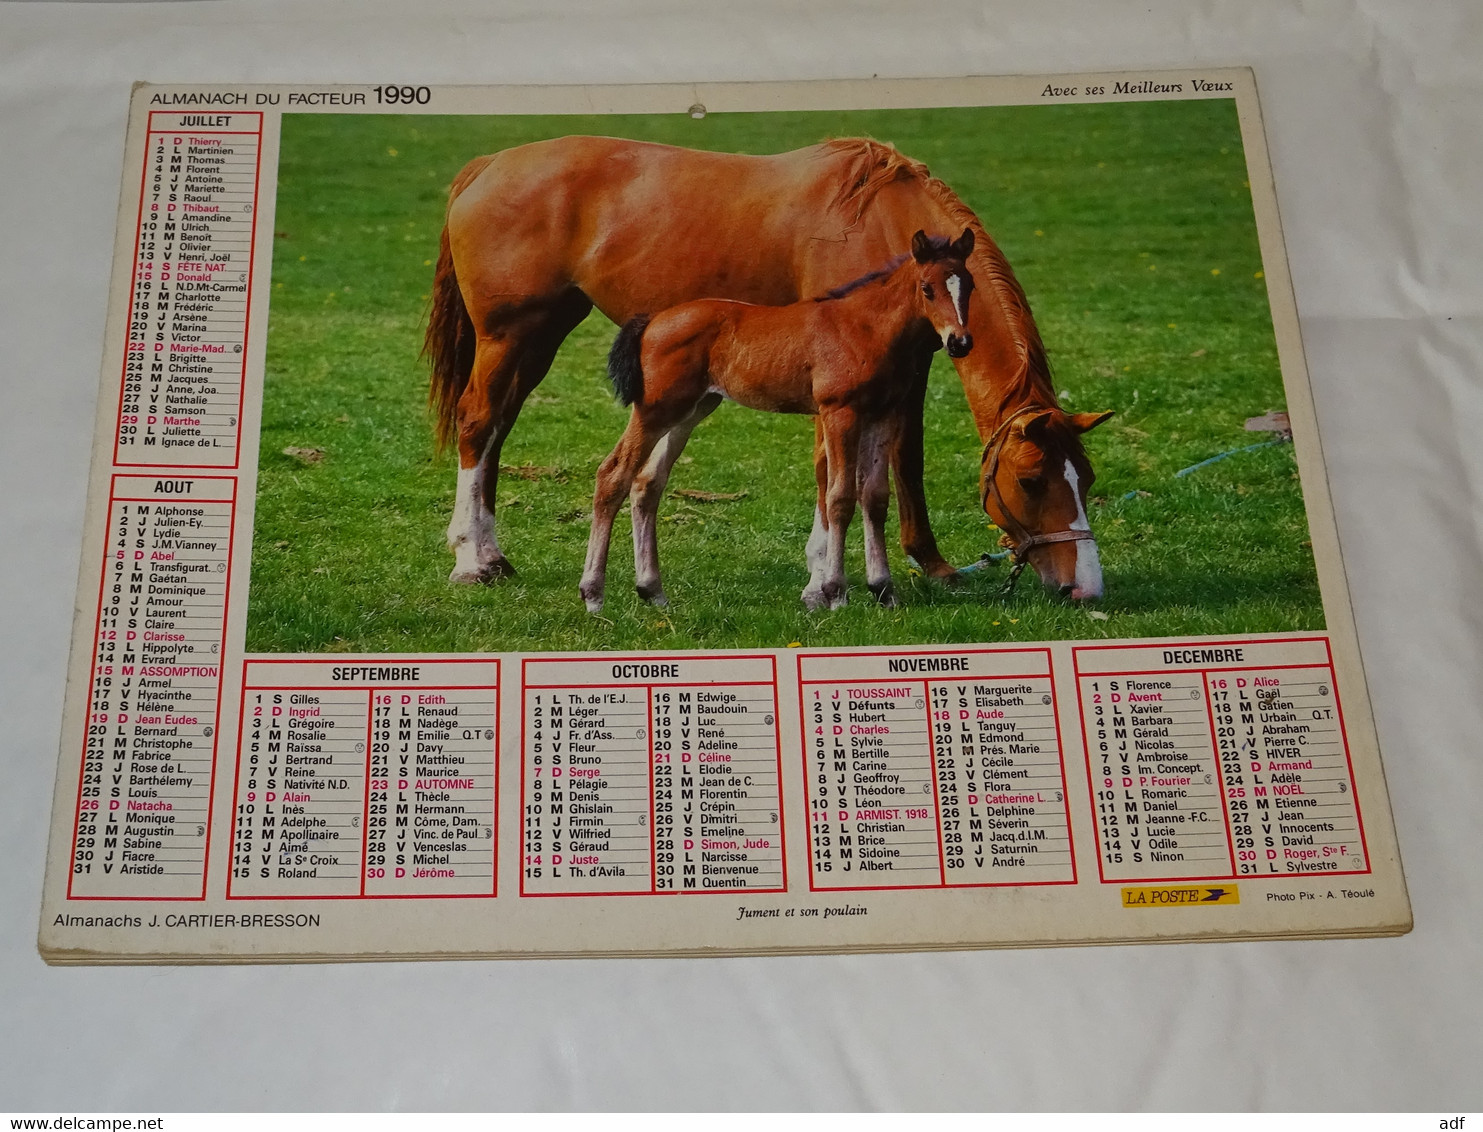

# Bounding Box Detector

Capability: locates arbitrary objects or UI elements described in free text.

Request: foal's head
[910,229,976,359]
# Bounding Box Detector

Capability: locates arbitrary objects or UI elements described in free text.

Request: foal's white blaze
[945,271,970,325]
[1062,458,1103,600]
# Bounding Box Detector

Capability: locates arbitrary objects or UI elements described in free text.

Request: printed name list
[115,112,262,467]
[69,476,235,899]
[798,649,1075,891]
[227,660,498,898]
[1075,638,1368,881]
[521,656,784,895]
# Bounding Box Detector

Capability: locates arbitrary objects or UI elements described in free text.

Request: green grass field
[245,100,1323,654]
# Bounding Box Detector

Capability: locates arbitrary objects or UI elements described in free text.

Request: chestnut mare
[580,230,977,614]
[426,135,1113,599]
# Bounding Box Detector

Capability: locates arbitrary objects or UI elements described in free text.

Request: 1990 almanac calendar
[39,72,1411,961]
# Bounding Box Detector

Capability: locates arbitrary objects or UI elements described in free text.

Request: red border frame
[113,112,263,470]
[67,474,237,901]
[519,653,786,898]
[1072,636,1370,884]
[224,658,501,901]
[797,646,1077,894]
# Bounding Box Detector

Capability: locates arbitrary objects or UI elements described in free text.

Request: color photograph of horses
[245,100,1323,653]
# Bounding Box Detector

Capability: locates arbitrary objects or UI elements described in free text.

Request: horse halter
[979,406,1096,594]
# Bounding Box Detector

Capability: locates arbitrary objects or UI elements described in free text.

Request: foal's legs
[801,419,832,611]
[803,414,895,609]
[630,393,722,606]
[580,408,683,613]
[817,405,862,611]
[860,416,899,607]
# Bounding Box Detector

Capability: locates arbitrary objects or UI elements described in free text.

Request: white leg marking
[578,519,610,613]
[448,463,476,545]
[580,459,620,614]
[632,396,717,604]
[1063,458,1104,599]
[448,434,504,582]
[801,507,829,609]
[631,428,686,604]
[860,426,893,596]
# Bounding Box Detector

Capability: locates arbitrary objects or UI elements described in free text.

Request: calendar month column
[116,112,262,468]
[69,476,235,899]
[228,660,499,899]
[1074,638,1368,883]
[521,656,784,896]
[798,649,1075,891]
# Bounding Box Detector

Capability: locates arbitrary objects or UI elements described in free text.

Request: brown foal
[579,229,977,614]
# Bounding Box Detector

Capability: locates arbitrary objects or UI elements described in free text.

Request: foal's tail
[422,155,494,453]
[608,314,651,406]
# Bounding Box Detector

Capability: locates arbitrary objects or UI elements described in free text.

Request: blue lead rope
[1117,434,1290,501]
[957,549,1010,574]
[1172,435,1288,479]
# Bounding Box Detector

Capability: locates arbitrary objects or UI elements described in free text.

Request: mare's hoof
[636,583,669,607]
[825,588,849,611]
[449,557,517,585]
[869,581,899,608]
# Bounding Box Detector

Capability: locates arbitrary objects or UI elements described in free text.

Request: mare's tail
[608,314,651,406]
[422,155,494,453]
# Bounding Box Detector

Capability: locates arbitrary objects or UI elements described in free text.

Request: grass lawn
[246,100,1322,654]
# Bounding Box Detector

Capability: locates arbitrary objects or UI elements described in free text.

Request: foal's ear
[952,227,975,259]
[910,230,934,263]
[1069,410,1115,433]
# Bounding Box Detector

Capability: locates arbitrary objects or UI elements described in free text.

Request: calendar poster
[40,72,1410,962]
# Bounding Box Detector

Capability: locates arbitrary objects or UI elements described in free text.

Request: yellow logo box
[1121,885,1240,908]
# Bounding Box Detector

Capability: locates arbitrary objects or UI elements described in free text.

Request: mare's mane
[821,138,1058,421]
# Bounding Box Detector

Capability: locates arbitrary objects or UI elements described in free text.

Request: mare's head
[910,229,976,359]
[981,407,1114,601]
